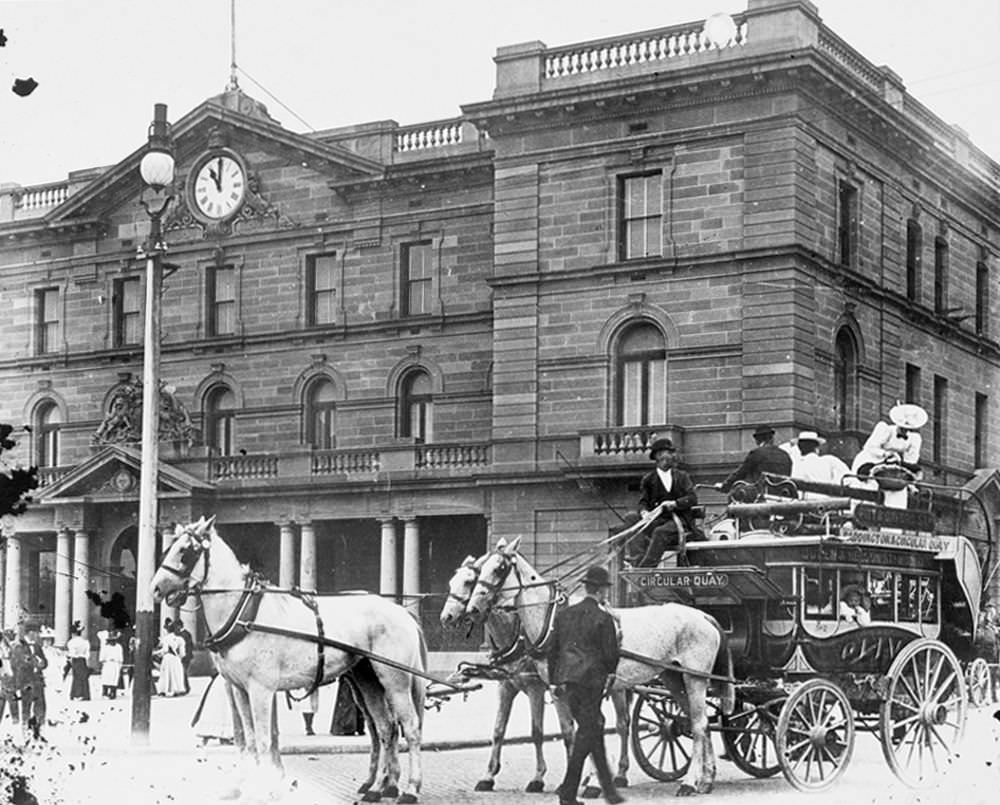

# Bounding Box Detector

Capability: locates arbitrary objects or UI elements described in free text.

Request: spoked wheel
[880,638,968,787]
[776,679,855,792]
[721,696,785,778]
[629,691,692,782]
[966,657,991,708]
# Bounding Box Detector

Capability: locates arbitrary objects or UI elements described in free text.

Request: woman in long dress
[192,672,235,745]
[155,629,186,696]
[65,623,91,701]
[99,632,123,699]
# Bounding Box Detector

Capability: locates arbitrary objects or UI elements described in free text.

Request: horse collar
[202,574,265,653]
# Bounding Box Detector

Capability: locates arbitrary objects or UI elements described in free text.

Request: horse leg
[611,688,630,788]
[552,691,576,797]
[385,674,423,804]
[352,673,397,802]
[219,683,256,802]
[243,682,284,803]
[475,678,517,791]
[677,676,713,797]
[524,681,547,793]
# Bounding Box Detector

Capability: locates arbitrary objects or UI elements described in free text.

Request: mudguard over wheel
[776,679,854,792]
[629,691,692,782]
[880,638,967,788]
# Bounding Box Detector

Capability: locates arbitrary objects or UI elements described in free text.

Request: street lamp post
[131,103,174,742]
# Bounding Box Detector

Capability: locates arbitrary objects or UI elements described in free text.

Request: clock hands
[208,157,223,192]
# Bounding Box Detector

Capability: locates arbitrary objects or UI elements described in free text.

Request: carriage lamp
[131,103,174,743]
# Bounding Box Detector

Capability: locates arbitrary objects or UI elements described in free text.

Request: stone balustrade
[395,119,464,152]
[544,17,748,80]
[416,443,490,469]
[37,465,72,488]
[16,182,69,212]
[580,425,684,460]
[210,453,279,481]
[311,448,380,475]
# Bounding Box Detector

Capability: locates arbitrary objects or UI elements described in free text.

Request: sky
[0,0,998,188]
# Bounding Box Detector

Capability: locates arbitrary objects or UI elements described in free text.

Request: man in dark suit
[11,627,47,740]
[548,566,623,805]
[624,437,700,567]
[715,424,792,493]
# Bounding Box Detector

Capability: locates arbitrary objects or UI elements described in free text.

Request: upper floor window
[932,374,947,464]
[205,386,236,456]
[114,277,142,347]
[306,253,337,326]
[933,237,948,315]
[904,363,921,407]
[401,242,433,317]
[305,378,336,450]
[974,392,988,468]
[837,181,858,268]
[833,328,858,430]
[399,370,433,443]
[35,287,60,354]
[34,402,61,468]
[207,265,235,337]
[619,173,662,260]
[975,261,989,337]
[616,322,666,427]
[905,219,922,301]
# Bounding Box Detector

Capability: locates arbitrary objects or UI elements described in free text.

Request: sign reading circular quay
[627,570,730,589]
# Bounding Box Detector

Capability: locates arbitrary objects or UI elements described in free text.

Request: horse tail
[706,613,735,715]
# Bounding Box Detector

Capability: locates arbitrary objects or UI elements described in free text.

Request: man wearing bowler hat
[624,437,700,567]
[548,566,623,805]
[715,424,792,493]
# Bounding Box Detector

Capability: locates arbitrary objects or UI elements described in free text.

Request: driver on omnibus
[851,403,927,479]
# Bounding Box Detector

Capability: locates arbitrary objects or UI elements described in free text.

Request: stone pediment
[36,445,214,502]
[45,89,383,231]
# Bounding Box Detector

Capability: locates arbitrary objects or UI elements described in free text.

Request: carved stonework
[93,379,198,448]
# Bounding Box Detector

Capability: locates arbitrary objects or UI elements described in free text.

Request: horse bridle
[158,525,213,607]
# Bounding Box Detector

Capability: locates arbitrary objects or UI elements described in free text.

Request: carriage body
[617,485,988,792]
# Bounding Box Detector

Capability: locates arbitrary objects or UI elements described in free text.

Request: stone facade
[1,0,998,651]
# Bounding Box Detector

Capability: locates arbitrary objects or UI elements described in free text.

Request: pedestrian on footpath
[547,566,624,805]
[175,621,194,694]
[99,631,123,699]
[288,687,320,735]
[65,622,92,701]
[12,627,48,740]
[0,629,19,731]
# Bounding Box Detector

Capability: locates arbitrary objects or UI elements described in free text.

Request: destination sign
[840,528,944,553]
[630,571,730,590]
[854,504,935,533]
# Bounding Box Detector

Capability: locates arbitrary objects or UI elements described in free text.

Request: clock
[191,152,246,221]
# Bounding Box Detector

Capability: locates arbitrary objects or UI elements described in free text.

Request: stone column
[378,518,398,600]
[402,517,420,617]
[54,527,73,647]
[71,530,91,634]
[159,527,178,632]
[279,522,296,588]
[3,533,22,628]
[299,521,316,592]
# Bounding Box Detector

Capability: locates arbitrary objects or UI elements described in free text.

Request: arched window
[204,386,236,456]
[34,402,62,467]
[305,378,336,449]
[833,329,858,431]
[399,370,433,443]
[616,322,667,426]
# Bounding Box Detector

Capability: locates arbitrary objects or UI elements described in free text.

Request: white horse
[440,555,576,793]
[466,537,734,797]
[151,516,426,803]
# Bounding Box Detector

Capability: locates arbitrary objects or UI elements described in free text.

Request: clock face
[192,154,246,220]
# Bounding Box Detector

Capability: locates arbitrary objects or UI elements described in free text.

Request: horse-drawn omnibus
[619,469,993,791]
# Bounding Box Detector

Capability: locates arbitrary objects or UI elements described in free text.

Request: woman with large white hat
[851,402,928,478]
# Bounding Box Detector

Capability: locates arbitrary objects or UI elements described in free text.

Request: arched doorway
[108,526,138,626]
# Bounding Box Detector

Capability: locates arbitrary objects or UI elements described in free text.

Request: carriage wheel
[720,696,784,778]
[776,679,855,792]
[629,691,692,782]
[880,639,967,787]
[966,658,991,708]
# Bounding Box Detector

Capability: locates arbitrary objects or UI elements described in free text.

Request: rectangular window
[975,392,988,468]
[113,277,142,347]
[975,261,989,336]
[904,363,921,407]
[401,242,433,317]
[35,288,60,354]
[934,237,948,314]
[905,219,922,301]
[207,265,235,336]
[933,374,947,463]
[306,253,337,326]
[837,181,858,268]
[619,173,662,260]
[620,357,666,427]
